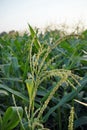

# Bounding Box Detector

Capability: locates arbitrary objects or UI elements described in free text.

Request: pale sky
[0,0,87,32]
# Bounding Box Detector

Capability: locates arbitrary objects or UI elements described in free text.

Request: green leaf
[0,83,39,108]
[29,24,35,38]
[2,106,23,130]
[43,76,87,122]
[0,84,28,102]
[0,89,9,96]
[60,41,73,53]
[74,116,87,128]
[1,64,10,77]
[1,77,22,82]
[28,24,41,50]
[11,57,21,77]
[25,79,34,100]
[0,115,2,129]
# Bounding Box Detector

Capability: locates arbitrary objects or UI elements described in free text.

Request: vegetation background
[0,0,87,130]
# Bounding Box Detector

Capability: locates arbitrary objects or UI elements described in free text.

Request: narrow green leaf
[43,76,87,121]
[74,116,87,128]
[28,24,41,50]
[0,84,28,102]
[2,107,23,130]
[0,89,9,96]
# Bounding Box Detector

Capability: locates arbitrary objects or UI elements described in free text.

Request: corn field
[0,25,87,130]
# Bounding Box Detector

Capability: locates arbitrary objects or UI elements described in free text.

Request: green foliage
[0,25,87,129]
[0,106,23,130]
[75,116,87,128]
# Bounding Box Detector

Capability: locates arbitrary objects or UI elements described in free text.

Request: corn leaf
[2,106,23,130]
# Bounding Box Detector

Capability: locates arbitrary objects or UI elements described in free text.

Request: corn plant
[19,25,82,130]
[0,26,87,130]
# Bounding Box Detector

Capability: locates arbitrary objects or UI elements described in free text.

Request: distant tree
[0,31,7,37]
[9,30,15,34]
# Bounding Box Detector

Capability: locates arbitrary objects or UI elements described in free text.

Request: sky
[0,0,87,32]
